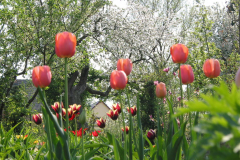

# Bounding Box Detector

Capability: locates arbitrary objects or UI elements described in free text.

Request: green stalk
[156,99,163,160]
[43,89,53,158]
[187,85,191,129]
[58,96,63,128]
[38,88,71,159]
[65,58,69,135]
[178,63,183,123]
[75,117,77,147]
[136,95,143,160]
[82,124,85,160]
[162,98,166,144]
[119,90,127,160]
[126,87,132,160]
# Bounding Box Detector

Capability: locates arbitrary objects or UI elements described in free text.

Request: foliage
[176,82,240,159]
[2,83,31,133]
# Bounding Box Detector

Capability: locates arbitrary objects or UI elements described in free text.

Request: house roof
[90,101,111,110]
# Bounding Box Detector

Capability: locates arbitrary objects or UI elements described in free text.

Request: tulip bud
[117,58,133,75]
[112,103,121,114]
[170,43,189,64]
[55,32,77,58]
[179,65,194,84]
[203,59,221,78]
[32,66,52,88]
[147,129,156,141]
[32,114,42,125]
[51,102,61,112]
[107,109,118,120]
[96,118,106,128]
[156,82,167,98]
[127,105,137,116]
[110,70,128,90]
[121,126,129,134]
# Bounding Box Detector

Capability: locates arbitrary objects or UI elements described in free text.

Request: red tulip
[203,59,220,78]
[117,58,133,75]
[127,105,137,116]
[110,70,127,90]
[32,114,42,125]
[92,131,100,137]
[147,129,156,141]
[55,32,77,58]
[156,82,167,98]
[107,109,118,120]
[32,66,52,88]
[170,43,189,63]
[121,126,129,134]
[235,68,240,87]
[96,118,106,128]
[179,65,194,84]
[112,103,121,114]
[71,128,88,137]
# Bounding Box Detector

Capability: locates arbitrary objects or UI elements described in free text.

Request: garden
[0,0,240,159]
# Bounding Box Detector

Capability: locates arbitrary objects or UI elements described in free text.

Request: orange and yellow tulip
[32,66,52,88]
[170,43,189,63]
[55,32,77,58]
[117,58,133,75]
[110,70,127,90]
[179,65,194,84]
[203,59,220,78]
[155,82,167,98]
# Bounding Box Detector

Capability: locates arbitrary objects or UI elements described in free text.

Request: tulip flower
[155,82,167,98]
[170,43,189,63]
[55,32,77,58]
[110,70,128,90]
[71,128,88,137]
[203,59,221,78]
[117,58,133,75]
[179,65,194,84]
[235,68,240,87]
[121,126,129,134]
[32,114,42,125]
[51,102,64,113]
[32,66,52,88]
[112,103,121,114]
[92,131,100,137]
[107,109,118,120]
[127,105,137,116]
[147,129,156,141]
[96,118,106,128]
[70,104,81,115]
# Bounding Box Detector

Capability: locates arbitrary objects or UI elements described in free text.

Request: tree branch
[86,85,111,97]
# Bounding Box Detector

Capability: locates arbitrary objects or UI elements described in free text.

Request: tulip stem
[156,99,162,160]
[178,63,183,123]
[119,90,127,160]
[126,86,132,160]
[65,58,69,136]
[82,124,85,160]
[75,117,77,147]
[161,98,166,144]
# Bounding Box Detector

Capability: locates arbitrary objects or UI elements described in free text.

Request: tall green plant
[176,82,240,159]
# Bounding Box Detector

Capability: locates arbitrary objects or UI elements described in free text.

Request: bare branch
[86,85,111,97]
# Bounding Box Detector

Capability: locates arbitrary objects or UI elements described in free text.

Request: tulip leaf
[167,121,187,160]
